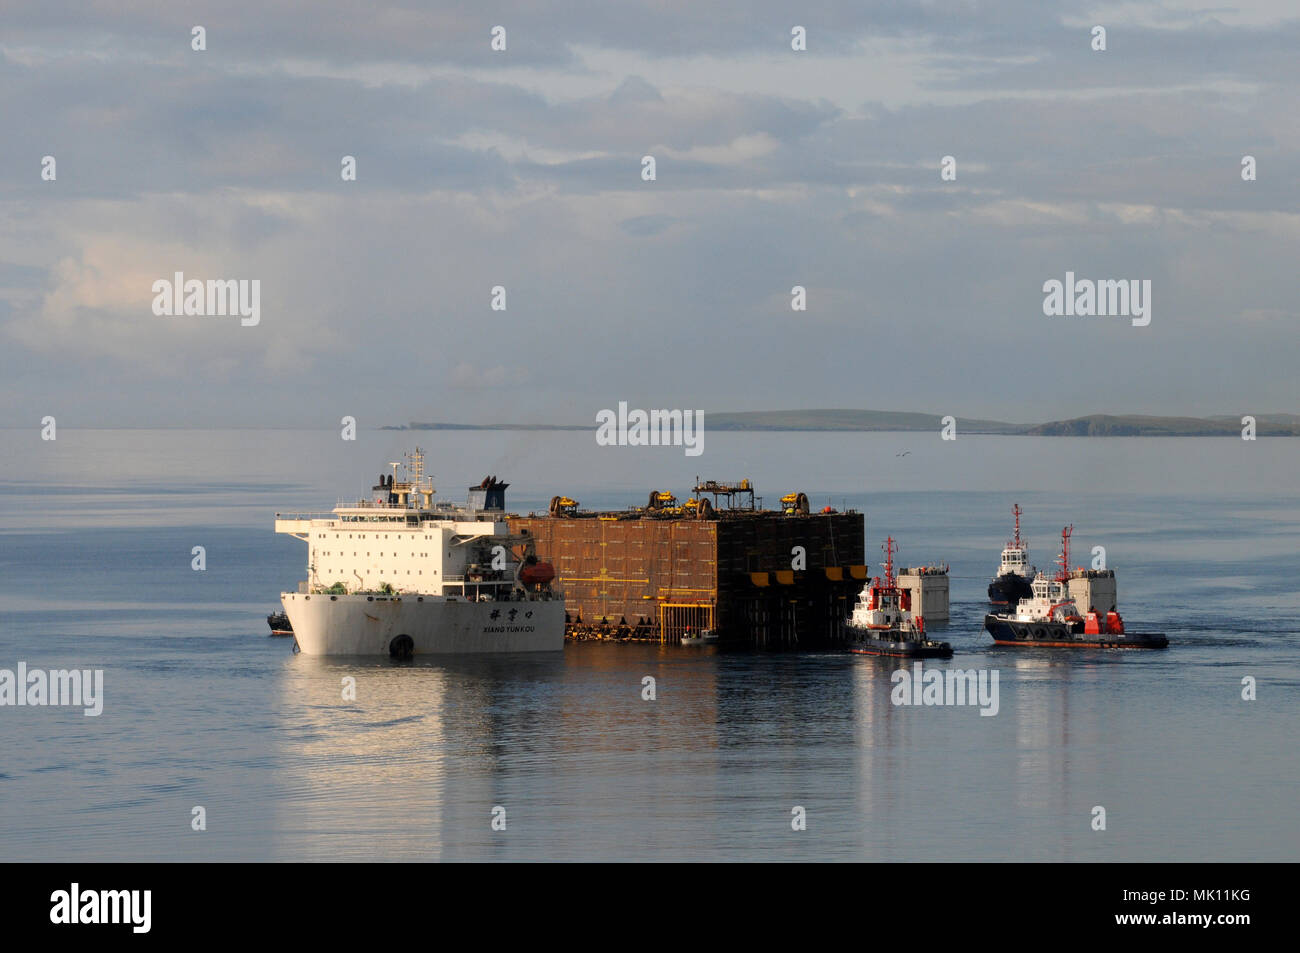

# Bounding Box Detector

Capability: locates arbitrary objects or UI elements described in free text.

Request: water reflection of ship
[272,646,744,859]
[848,655,931,859]
[274,653,566,860]
[1011,654,1081,859]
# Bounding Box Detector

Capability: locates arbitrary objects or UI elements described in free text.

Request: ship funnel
[468,476,509,511]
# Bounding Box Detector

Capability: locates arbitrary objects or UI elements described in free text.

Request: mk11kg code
[1123,890,1250,903]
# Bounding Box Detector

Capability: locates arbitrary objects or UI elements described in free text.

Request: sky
[1,1,1297,427]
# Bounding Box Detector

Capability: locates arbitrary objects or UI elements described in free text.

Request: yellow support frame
[657,602,715,643]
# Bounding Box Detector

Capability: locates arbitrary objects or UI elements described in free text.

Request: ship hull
[987,572,1033,606]
[984,614,1167,649]
[282,592,566,656]
[846,626,953,658]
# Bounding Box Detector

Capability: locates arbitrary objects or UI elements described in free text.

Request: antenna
[407,447,424,483]
[1055,525,1073,581]
[1013,502,1022,548]
[882,536,896,588]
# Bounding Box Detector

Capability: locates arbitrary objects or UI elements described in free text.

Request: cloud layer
[2,1,1297,426]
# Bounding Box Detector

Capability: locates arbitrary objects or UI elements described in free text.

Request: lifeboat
[519,561,556,586]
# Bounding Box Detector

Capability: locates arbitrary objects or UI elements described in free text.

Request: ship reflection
[272,651,568,860]
[271,641,1121,861]
[847,648,1110,861]
[1005,653,1105,860]
[272,644,742,860]
[849,656,912,857]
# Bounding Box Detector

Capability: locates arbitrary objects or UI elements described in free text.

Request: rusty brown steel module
[508,488,866,646]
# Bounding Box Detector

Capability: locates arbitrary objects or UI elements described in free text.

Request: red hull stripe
[991,639,1159,648]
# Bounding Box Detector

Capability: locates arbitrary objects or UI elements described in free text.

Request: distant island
[386,410,1299,436]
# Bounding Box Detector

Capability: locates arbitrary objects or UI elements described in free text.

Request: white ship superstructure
[275,449,565,656]
[988,502,1037,605]
[997,543,1031,579]
[1007,573,1079,624]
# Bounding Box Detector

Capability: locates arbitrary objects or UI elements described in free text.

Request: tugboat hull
[987,572,1033,606]
[984,614,1167,649]
[847,628,953,658]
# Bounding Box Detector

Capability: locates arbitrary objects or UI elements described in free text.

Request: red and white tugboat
[847,537,953,658]
[984,526,1168,649]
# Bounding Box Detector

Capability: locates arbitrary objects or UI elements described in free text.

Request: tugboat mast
[1054,525,1073,582]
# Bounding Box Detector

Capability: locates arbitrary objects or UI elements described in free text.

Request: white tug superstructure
[1006,573,1079,625]
[275,449,565,656]
[996,544,1032,582]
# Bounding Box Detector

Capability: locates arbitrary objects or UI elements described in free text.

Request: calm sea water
[0,429,1297,861]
